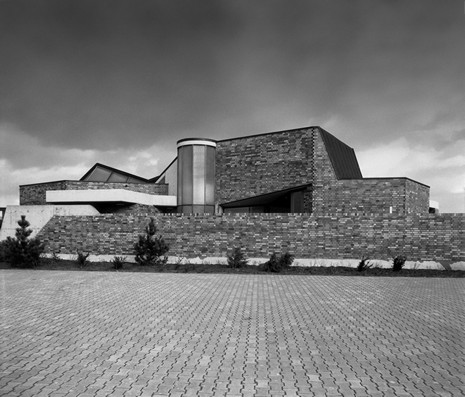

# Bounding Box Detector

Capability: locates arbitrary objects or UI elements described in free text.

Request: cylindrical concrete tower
[177,138,216,214]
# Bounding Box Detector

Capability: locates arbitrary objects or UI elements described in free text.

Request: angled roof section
[150,157,177,182]
[80,163,150,183]
[319,128,363,179]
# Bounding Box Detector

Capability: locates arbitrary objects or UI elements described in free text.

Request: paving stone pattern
[1,271,464,397]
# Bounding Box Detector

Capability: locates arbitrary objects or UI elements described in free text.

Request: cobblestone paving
[1,270,464,397]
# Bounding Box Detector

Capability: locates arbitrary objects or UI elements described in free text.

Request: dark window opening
[222,187,308,214]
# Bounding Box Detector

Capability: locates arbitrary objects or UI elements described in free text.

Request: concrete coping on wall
[149,212,443,218]
[40,253,464,270]
[340,177,430,188]
[46,189,177,207]
[20,180,166,187]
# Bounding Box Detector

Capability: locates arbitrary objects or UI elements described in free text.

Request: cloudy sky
[1,0,464,212]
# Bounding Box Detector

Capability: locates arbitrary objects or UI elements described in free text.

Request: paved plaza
[0,270,464,397]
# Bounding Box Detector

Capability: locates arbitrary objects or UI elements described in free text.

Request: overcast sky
[1,0,464,212]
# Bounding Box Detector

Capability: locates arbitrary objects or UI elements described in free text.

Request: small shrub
[173,257,184,271]
[50,252,61,263]
[227,247,248,269]
[357,257,372,272]
[134,218,169,266]
[76,252,90,268]
[392,255,407,272]
[0,240,7,262]
[182,263,196,273]
[112,256,126,270]
[261,252,294,273]
[2,215,45,268]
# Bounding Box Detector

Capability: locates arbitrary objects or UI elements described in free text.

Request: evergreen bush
[0,240,8,262]
[76,252,90,268]
[357,257,372,272]
[134,218,169,266]
[261,252,294,273]
[227,247,248,268]
[2,215,45,268]
[392,255,407,272]
[112,256,126,270]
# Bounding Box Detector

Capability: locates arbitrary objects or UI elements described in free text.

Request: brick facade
[20,181,68,205]
[311,129,429,215]
[19,127,429,216]
[214,127,429,215]
[20,181,169,205]
[314,178,429,215]
[215,128,314,205]
[405,178,430,213]
[37,213,464,263]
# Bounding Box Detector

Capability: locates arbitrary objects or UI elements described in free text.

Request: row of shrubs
[356,255,407,272]
[228,248,407,273]
[1,216,408,273]
[227,247,295,273]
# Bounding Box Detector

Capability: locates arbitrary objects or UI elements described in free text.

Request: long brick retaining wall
[37,213,465,264]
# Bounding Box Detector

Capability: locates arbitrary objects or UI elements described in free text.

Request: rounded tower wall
[177,138,216,214]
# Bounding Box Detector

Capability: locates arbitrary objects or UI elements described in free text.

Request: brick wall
[312,128,337,216]
[311,130,429,215]
[37,213,465,263]
[215,128,314,205]
[316,178,429,215]
[20,181,68,205]
[20,181,169,205]
[112,204,162,215]
[405,178,430,213]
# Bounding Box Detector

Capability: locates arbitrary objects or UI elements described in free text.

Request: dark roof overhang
[221,184,311,208]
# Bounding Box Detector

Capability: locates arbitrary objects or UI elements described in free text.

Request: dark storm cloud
[1,0,464,211]
[2,0,462,151]
[0,0,245,149]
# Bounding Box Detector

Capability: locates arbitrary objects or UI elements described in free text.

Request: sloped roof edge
[80,163,150,183]
[150,157,177,182]
[318,127,363,179]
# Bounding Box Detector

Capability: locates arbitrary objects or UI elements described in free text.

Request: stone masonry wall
[20,181,169,205]
[38,213,465,263]
[215,128,314,205]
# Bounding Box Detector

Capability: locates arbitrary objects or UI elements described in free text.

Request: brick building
[4,126,463,267]
[17,126,429,217]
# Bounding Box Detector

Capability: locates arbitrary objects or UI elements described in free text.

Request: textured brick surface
[215,128,314,206]
[215,127,428,215]
[311,131,429,215]
[19,128,428,216]
[315,178,429,216]
[37,213,465,263]
[20,181,169,205]
[1,270,464,397]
